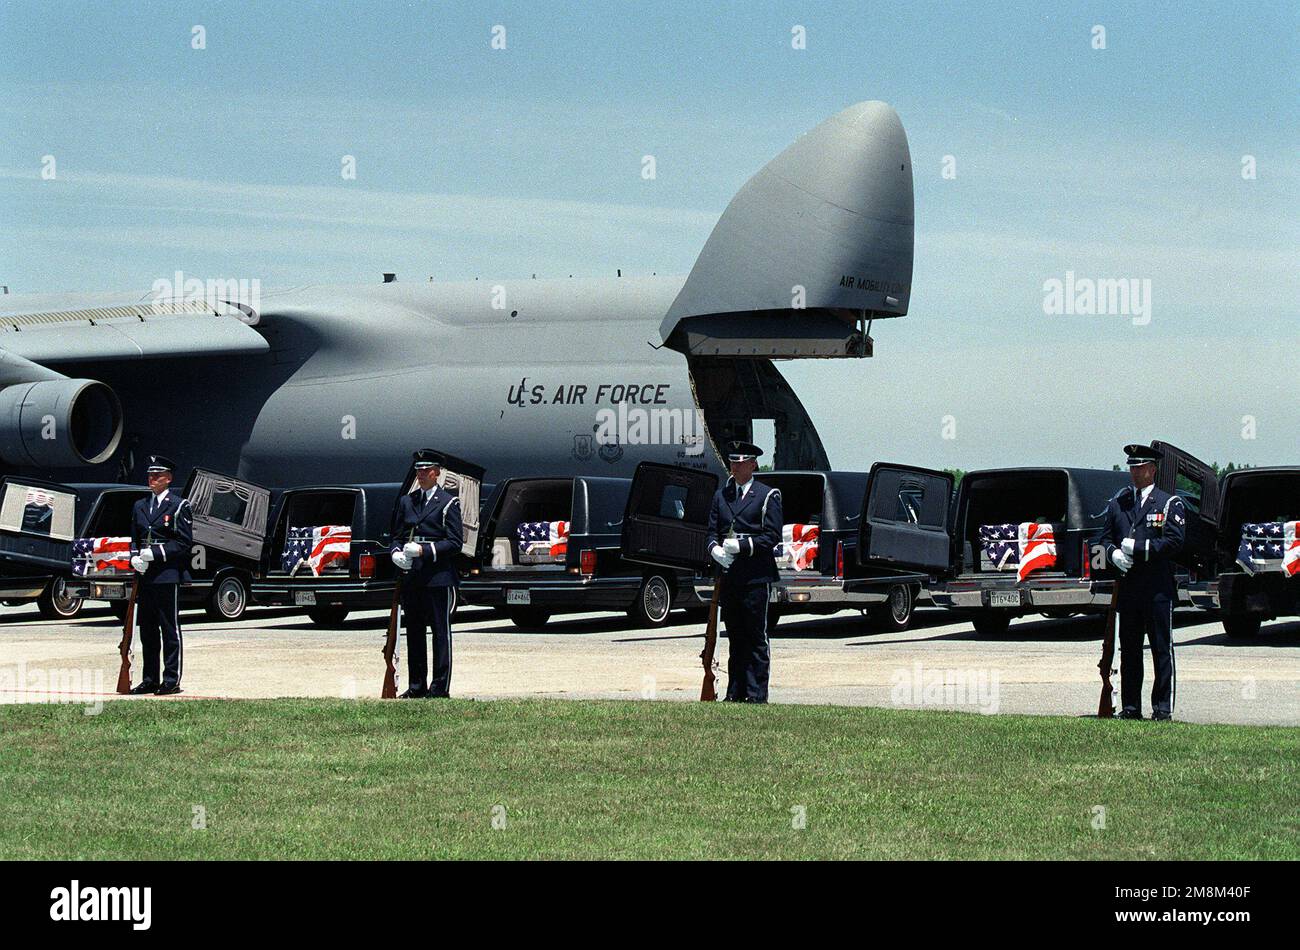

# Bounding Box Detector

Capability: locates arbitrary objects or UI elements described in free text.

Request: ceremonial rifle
[116,576,139,694]
[700,567,722,701]
[381,526,414,698]
[1097,578,1121,717]
[117,530,150,694]
[1098,523,1139,717]
[701,524,749,701]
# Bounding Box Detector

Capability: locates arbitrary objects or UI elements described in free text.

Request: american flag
[517,521,568,560]
[776,523,819,572]
[978,523,1019,571]
[282,525,352,576]
[1018,523,1057,581]
[1238,521,1298,575]
[72,536,133,576]
[978,523,1058,580]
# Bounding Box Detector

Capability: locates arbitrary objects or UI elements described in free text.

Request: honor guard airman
[706,440,782,703]
[128,454,193,695]
[1101,444,1186,720]
[389,449,463,698]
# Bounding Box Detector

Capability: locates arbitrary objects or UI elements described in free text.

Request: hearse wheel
[306,605,350,628]
[628,573,674,628]
[869,584,914,632]
[508,606,551,629]
[37,576,84,620]
[971,610,1013,637]
[1222,615,1261,639]
[205,572,250,621]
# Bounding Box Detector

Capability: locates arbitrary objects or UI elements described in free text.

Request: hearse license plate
[989,590,1021,608]
[506,589,531,605]
[294,591,317,607]
[95,583,125,599]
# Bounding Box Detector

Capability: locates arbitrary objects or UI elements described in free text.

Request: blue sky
[1,1,1296,469]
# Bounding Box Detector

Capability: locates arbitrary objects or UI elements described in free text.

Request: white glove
[402,541,422,558]
[722,538,741,555]
[1111,549,1133,573]
[391,551,413,571]
[138,547,155,563]
[710,545,735,569]
[130,555,148,573]
[1121,538,1135,556]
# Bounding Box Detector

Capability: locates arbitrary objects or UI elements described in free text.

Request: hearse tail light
[581,549,596,577]
[1081,539,1091,580]
[835,541,844,580]
[359,553,375,579]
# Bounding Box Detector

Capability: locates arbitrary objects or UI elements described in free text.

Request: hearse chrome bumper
[932,577,1114,610]
[693,576,891,606]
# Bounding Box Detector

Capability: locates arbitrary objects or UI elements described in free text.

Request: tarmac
[2,601,1297,726]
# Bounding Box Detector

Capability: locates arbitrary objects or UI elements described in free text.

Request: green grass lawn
[1,698,1296,860]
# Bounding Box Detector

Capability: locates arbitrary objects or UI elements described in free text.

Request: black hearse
[930,442,1218,635]
[251,482,401,625]
[63,469,273,621]
[1188,466,1299,637]
[929,467,1129,635]
[617,462,947,631]
[461,475,697,628]
[251,453,486,626]
[685,469,931,631]
[0,476,110,619]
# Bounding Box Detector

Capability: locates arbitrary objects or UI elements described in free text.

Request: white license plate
[294,591,317,606]
[96,583,125,599]
[506,589,531,605]
[990,590,1021,608]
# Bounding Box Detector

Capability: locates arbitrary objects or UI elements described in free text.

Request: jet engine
[0,377,123,467]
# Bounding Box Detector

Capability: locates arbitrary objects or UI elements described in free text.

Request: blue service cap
[725,440,763,461]
[1123,443,1162,467]
[412,448,445,469]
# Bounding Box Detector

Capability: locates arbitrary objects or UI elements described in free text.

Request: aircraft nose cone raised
[773,100,913,225]
[660,100,915,344]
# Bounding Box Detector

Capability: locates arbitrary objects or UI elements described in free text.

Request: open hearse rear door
[1150,440,1219,572]
[0,475,81,572]
[856,462,954,576]
[620,462,719,572]
[180,468,273,565]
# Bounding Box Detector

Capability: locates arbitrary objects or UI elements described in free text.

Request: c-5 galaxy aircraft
[0,101,913,488]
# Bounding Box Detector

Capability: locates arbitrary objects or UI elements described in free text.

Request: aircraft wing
[0,294,268,364]
[0,291,268,468]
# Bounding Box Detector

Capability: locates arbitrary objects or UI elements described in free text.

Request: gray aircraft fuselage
[28,275,826,489]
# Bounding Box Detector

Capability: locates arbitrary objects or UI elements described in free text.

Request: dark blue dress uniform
[130,489,193,691]
[1101,472,1186,719]
[706,475,782,702]
[389,484,463,697]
